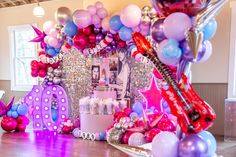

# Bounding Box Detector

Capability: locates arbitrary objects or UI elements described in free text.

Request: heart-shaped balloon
[151,0,211,17]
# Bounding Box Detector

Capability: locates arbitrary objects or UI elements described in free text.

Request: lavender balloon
[128,132,146,146]
[73,10,92,29]
[198,40,212,63]
[151,18,166,43]
[97,8,108,19]
[92,14,101,26]
[87,5,96,15]
[96,33,104,43]
[178,135,208,157]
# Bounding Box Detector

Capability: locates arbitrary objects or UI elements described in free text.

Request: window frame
[9,24,38,91]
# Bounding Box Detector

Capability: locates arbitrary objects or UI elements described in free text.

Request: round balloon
[202,18,217,40]
[178,135,208,157]
[73,10,92,29]
[109,15,123,31]
[198,40,212,63]
[43,21,54,35]
[64,21,78,37]
[152,131,179,157]
[198,131,217,156]
[128,132,146,146]
[102,17,110,31]
[163,12,192,41]
[151,0,211,17]
[151,18,166,43]
[157,39,182,66]
[73,33,88,50]
[118,26,133,41]
[120,4,141,28]
[55,7,72,26]
[1,117,17,132]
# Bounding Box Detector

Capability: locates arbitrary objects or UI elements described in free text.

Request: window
[9,24,38,91]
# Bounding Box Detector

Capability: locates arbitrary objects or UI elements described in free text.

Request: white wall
[0,0,232,83]
[0,0,83,80]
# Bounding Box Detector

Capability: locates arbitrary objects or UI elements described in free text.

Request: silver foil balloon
[53,68,62,77]
[148,7,157,18]
[141,15,151,25]
[53,77,61,85]
[55,7,72,26]
[141,6,150,16]
[48,67,54,73]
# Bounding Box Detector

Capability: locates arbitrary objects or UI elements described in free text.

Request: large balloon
[64,21,78,37]
[152,131,179,157]
[128,132,146,146]
[151,18,166,43]
[151,0,211,17]
[73,10,92,29]
[198,131,217,156]
[109,15,123,31]
[178,135,208,157]
[55,7,72,26]
[157,39,182,66]
[163,12,192,41]
[120,4,141,28]
[118,26,133,41]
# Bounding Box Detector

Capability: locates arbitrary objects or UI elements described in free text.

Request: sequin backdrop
[61,48,153,120]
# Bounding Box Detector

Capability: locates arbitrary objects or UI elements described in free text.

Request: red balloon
[38,50,46,56]
[157,117,176,132]
[62,126,72,134]
[89,34,97,43]
[114,34,120,41]
[117,41,126,48]
[16,123,26,132]
[73,33,88,50]
[38,61,46,69]
[83,25,94,35]
[145,128,161,142]
[122,131,134,144]
[123,108,132,116]
[38,69,47,78]
[1,117,17,132]
[50,62,60,69]
[17,116,30,125]
[31,70,38,77]
[31,60,39,70]
[65,43,72,49]
[151,0,211,17]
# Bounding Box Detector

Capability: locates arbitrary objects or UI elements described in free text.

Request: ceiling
[0,0,52,8]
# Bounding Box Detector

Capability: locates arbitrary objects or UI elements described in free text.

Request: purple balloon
[94,27,101,34]
[140,23,150,31]
[97,8,108,19]
[179,135,208,157]
[87,5,97,15]
[198,40,212,63]
[73,10,92,29]
[111,40,117,46]
[105,45,112,52]
[92,14,101,26]
[101,29,108,35]
[96,33,104,43]
[180,40,206,62]
[151,19,166,43]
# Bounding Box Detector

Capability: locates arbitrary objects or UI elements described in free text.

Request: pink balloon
[95,1,103,9]
[163,12,192,41]
[120,4,141,27]
[43,21,54,35]
[97,8,108,19]
[54,42,62,49]
[48,37,58,47]
[198,40,212,62]
[92,14,101,26]
[87,5,97,15]
[49,28,59,38]
[44,36,50,44]
[101,17,110,31]
[73,10,92,29]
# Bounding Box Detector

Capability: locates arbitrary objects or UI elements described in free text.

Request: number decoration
[24,85,68,131]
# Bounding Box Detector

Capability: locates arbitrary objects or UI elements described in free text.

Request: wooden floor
[0,129,235,157]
